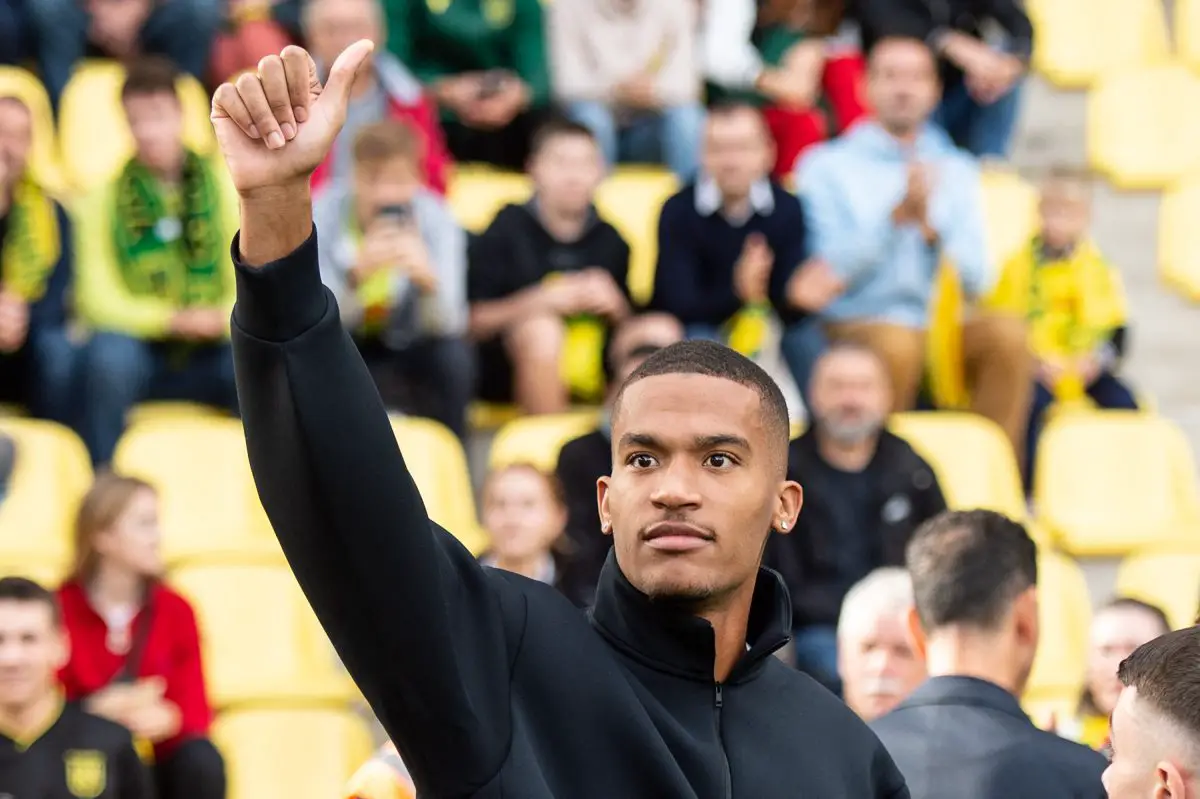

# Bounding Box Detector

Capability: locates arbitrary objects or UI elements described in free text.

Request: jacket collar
[897,675,1031,723]
[588,549,793,683]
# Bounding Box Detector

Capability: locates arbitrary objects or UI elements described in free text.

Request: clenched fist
[211,41,374,196]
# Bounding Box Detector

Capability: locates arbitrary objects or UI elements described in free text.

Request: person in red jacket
[57,473,225,799]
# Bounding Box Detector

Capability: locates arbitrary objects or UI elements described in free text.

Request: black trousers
[155,738,226,799]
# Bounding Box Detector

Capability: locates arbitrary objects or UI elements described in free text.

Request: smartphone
[376,204,413,225]
[477,70,508,100]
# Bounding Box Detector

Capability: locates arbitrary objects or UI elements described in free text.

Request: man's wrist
[238,181,314,267]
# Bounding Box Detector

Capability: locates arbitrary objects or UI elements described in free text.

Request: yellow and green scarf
[112,151,226,307]
[1,176,60,302]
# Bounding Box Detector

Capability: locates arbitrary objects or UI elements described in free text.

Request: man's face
[1103,687,1197,799]
[809,350,890,445]
[0,600,64,711]
[1088,607,1170,718]
[529,133,603,217]
[701,110,771,200]
[124,91,184,174]
[1039,187,1091,252]
[307,0,382,69]
[0,100,32,184]
[598,374,799,605]
[353,157,421,223]
[839,611,925,721]
[867,39,940,136]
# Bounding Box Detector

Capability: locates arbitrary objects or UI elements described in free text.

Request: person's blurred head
[352,120,423,226]
[598,341,801,612]
[1103,626,1200,799]
[700,103,773,201]
[866,37,941,138]
[482,464,567,567]
[72,474,164,586]
[0,577,67,715]
[1039,166,1093,253]
[606,313,686,393]
[906,510,1039,695]
[303,0,383,75]
[808,343,891,447]
[0,97,33,187]
[528,118,604,218]
[838,568,926,721]
[122,56,185,176]
[1083,597,1171,719]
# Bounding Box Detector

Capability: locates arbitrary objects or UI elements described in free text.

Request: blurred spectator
[58,474,226,799]
[554,312,684,606]
[344,741,416,799]
[651,102,824,406]
[856,0,1031,158]
[209,0,302,84]
[386,0,550,169]
[468,119,630,414]
[0,576,153,799]
[0,96,79,428]
[837,567,926,722]
[307,0,450,196]
[74,57,238,467]
[0,0,32,64]
[29,0,221,110]
[548,0,703,180]
[767,343,945,692]
[315,120,471,440]
[985,168,1139,489]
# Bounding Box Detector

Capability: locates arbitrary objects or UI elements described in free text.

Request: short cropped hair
[121,56,180,102]
[353,120,421,168]
[0,576,61,627]
[838,567,913,640]
[907,509,1038,631]
[614,340,791,459]
[1118,626,1200,744]
[529,116,596,158]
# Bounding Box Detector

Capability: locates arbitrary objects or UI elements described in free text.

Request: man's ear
[1013,586,1040,653]
[774,480,803,534]
[596,476,612,536]
[1155,761,1187,798]
[906,606,928,661]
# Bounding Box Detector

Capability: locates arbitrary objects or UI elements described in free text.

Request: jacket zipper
[714,682,732,799]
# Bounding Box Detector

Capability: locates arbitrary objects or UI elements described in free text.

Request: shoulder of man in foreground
[63,703,140,750]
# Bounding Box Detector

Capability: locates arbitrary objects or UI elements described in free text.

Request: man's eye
[628,454,656,468]
[705,453,735,469]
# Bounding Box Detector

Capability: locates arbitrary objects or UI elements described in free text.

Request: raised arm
[211,43,511,797]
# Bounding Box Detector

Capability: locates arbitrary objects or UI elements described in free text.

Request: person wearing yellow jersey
[985,166,1139,490]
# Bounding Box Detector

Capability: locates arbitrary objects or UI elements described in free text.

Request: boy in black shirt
[0,577,151,799]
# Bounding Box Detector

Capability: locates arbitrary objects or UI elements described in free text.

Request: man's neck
[537,202,589,242]
[815,430,877,472]
[89,564,145,610]
[880,122,921,148]
[142,158,183,187]
[720,192,751,222]
[699,580,757,682]
[924,629,1023,696]
[0,689,59,742]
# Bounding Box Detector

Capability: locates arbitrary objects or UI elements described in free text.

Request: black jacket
[872,677,1107,799]
[230,229,909,799]
[554,427,613,606]
[768,429,947,628]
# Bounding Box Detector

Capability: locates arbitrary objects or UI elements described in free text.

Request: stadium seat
[489,410,604,473]
[446,167,531,233]
[213,707,372,799]
[1177,0,1200,75]
[468,401,523,431]
[1034,412,1200,556]
[1028,0,1170,89]
[1087,65,1200,190]
[980,169,1040,267]
[1026,550,1092,700]
[1116,547,1200,630]
[0,419,92,567]
[390,416,488,554]
[113,418,280,565]
[171,559,356,707]
[1157,179,1200,302]
[0,67,67,194]
[126,401,225,428]
[888,412,1027,522]
[58,60,215,191]
[595,168,679,306]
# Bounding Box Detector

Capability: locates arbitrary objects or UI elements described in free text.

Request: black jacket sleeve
[230,228,511,797]
[983,0,1034,59]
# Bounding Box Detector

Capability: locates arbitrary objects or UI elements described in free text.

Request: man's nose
[649,460,702,509]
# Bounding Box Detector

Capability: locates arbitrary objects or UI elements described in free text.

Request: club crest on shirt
[64,749,106,798]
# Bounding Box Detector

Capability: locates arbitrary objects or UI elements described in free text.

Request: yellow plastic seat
[468,401,523,431]
[113,418,280,565]
[390,416,488,555]
[489,410,604,473]
[0,557,67,588]
[1087,65,1200,191]
[126,401,226,428]
[446,167,531,233]
[0,419,92,565]
[0,67,67,194]
[1157,178,1200,302]
[1034,411,1200,556]
[171,559,355,707]
[1026,550,1092,699]
[1116,547,1200,630]
[595,168,679,306]
[888,412,1027,521]
[1177,0,1200,75]
[980,169,1040,267]
[58,60,215,192]
[213,707,372,799]
[1028,0,1170,89]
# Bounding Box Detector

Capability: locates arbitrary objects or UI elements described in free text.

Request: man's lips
[643,522,714,552]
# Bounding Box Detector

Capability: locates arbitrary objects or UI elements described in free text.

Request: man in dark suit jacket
[871,509,1107,798]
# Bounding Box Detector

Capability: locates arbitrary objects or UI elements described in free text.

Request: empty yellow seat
[1157,178,1200,302]
[468,401,523,431]
[1177,0,1200,74]
[595,168,679,306]
[489,410,604,473]
[980,169,1040,267]
[888,412,1027,521]
[126,401,226,428]
[0,557,67,587]
[447,167,531,233]
[1034,412,1200,556]
[0,67,67,194]
[213,707,372,799]
[58,60,215,192]
[1029,0,1170,89]
[1027,550,1092,699]
[1116,547,1200,630]
[1087,65,1200,190]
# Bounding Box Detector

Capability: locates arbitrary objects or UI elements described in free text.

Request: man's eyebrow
[618,432,660,449]
[617,433,751,451]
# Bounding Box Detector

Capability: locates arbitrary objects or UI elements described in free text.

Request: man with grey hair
[767,342,945,692]
[838,568,926,721]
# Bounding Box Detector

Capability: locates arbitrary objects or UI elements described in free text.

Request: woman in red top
[57,473,226,799]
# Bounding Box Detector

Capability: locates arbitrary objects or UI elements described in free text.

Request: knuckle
[257,54,281,73]
[234,72,260,93]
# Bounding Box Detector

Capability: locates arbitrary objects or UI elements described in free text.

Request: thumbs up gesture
[210,41,374,196]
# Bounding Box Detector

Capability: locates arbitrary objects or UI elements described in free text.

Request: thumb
[320,39,376,110]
